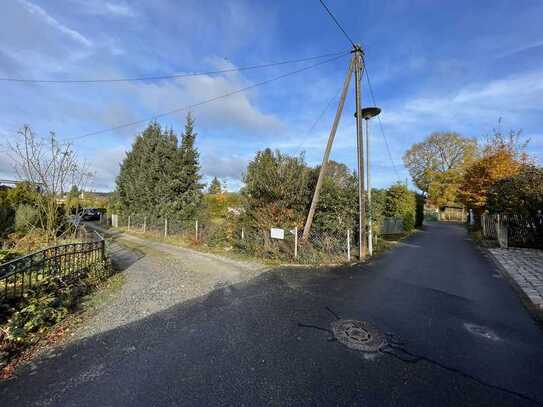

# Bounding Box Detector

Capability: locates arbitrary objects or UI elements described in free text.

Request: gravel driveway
[74,226,269,340]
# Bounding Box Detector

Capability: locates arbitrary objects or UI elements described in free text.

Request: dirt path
[74,224,269,340]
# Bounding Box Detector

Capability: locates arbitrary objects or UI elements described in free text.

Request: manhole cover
[331,319,386,352]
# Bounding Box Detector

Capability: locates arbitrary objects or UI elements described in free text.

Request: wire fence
[108,213,355,264]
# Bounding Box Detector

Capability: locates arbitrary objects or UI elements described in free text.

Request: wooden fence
[0,237,105,300]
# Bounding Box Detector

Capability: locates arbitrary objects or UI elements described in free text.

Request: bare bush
[9,126,92,241]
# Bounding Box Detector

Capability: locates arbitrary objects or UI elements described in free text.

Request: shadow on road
[2,258,543,406]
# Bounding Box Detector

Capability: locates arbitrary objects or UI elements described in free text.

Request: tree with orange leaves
[459,128,531,218]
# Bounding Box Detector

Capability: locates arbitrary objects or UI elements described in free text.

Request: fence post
[100,238,106,261]
[503,215,508,249]
[347,229,351,261]
[143,216,147,233]
[164,218,168,238]
[128,215,131,231]
[294,226,298,260]
[497,214,501,246]
[195,219,199,241]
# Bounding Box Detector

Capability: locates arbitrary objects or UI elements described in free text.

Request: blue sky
[0,0,542,191]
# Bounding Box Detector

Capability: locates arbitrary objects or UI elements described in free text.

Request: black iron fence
[0,237,105,300]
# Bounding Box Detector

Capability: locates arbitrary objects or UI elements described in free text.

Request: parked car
[81,208,101,221]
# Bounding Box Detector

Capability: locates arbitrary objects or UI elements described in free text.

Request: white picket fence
[481,213,508,248]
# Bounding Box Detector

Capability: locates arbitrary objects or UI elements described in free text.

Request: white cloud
[71,0,137,18]
[18,0,92,47]
[382,70,543,131]
[201,153,249,181]
[113,67,284,134]
[104,2,137,17]
[87,146,127,191]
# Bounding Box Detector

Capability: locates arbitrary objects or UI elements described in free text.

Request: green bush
[203,222,231,247]
[0,206,15,238]
[1,260,112,348]
[384,183,417,232]
[402,212,415,231]
[486,165,543,217]
[0,249,21,264]
[14,204,40,234]
[3,276,76,343]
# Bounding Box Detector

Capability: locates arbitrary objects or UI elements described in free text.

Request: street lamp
[355,106,381,256]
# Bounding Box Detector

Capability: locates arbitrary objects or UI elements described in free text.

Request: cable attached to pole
[65,52,350,141]
[0,51,347,84]
[318,0,356,47]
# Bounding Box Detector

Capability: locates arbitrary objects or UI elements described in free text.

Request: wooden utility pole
[302,56,355,240]
[302,45,367,261]
[354,46,366,260]
[365,118,372,256]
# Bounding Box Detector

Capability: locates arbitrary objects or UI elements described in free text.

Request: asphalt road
[2,222,543,406]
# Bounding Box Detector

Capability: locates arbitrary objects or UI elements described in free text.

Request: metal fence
[382,217,404,235]
[0,237,105,300]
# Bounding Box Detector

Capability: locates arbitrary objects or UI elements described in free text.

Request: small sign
[270,228,284,240]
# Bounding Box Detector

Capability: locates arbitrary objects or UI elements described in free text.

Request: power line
[362,57,402,181]
[0,51,346,84]
[292,85,342,157]
[66,52,350,141]
[318,0,356,47]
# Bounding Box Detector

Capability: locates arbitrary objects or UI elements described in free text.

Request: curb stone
[484,248,543,324]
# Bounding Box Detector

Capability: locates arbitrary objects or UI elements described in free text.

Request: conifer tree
[116,116,202,220]
[208,177,222,194]
[176,112,203,218]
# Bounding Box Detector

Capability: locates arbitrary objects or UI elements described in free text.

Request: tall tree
[116,116,202,220]
[175,112,203,218]
[403,132,477,206]
[459,128,530,216]
[208,177,222,194]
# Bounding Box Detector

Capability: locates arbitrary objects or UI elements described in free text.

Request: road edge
[484,247,543,324]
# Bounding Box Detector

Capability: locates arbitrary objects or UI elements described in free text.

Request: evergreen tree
[208,177,222,194]
[115,117,202,220]
[176,112,203,218]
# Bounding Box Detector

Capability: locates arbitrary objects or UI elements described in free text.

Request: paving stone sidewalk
[489,248,543,313]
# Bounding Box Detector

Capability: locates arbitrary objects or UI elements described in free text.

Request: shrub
[486,165,543,217]
[0,249,21,264]
[1,259,112,359]
[0,206,15,238]
[384,183,417,232]
[14,204,39,234]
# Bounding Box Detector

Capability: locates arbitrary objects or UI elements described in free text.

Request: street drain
[331,319,386,352]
